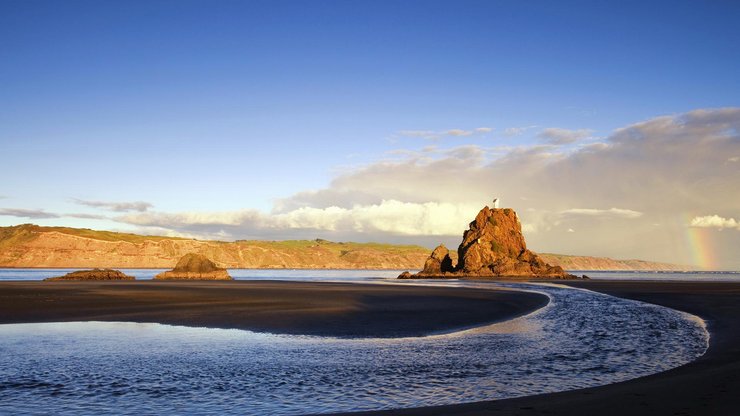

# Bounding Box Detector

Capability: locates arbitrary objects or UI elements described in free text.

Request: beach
[348,280,740,415]
[0,280,547,338]
[1,279,738,415]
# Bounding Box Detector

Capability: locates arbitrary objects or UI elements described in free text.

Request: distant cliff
[0,224,429,269]
[537,253,694,272]
[0,224,693,270]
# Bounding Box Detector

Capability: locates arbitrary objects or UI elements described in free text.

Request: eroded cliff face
[0,225,429,269]
[401,206,577,279]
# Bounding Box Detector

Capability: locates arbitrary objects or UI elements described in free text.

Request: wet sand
[348,280,740,415]
[0,280,547,338]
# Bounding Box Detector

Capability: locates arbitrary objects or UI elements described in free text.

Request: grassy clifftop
[0,224,186,244]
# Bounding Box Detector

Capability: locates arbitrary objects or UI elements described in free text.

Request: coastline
[0,280,547,338]
[341,280,740,415]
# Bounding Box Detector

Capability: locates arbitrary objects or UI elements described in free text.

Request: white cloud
[446,129,473,136]
[397,127,492,140]
[67,213,108,220]
[72,198,152,212]
[398,130,438,139]
[503,126,537,137]
[567,228,575,233]
[0,208,60,219]
[521,223,538,234]
[118,200,482,237]
[560,208,644,219]
[729,157,739,162]
[538,128,593,145]
[691,215,740,230]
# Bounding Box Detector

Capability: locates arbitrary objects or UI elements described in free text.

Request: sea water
[0,278,709,415]
[0,268,738,281]
[0,268,404,281]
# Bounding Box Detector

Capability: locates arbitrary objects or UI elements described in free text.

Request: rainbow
[685,213,716,270]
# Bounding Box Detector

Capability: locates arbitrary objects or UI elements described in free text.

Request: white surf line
[527,281,711,358]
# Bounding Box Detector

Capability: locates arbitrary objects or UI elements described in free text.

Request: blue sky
[1,1,739,268]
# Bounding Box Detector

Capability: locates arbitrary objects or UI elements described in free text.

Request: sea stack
[154,253,233,280]
[44,268,136,281]
[399,205,578,279]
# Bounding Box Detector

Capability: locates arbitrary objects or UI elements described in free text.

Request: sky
[1,0,739,269]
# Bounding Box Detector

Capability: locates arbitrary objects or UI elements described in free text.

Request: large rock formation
[44,268,135,281]
[400,206,579,279]
[154,253,233,280]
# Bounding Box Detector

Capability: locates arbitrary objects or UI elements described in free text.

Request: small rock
[154,253,233,280]
[44,268,135,281]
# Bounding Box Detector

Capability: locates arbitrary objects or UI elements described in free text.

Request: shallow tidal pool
[0,282,708,415]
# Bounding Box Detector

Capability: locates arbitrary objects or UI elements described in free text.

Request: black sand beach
[0,280,547,338]
[347,280,740,416]
[3,279,739,415]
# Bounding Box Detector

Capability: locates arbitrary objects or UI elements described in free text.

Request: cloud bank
[4,108,739,268]
[691,215,739,230]
[118,200,483,238]
[0,208,60,219]
[538,128,594,145]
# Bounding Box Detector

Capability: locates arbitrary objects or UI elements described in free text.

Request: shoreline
[1,266,728,272]
[0,280,547,338]
[0,267,412,272]
[342,279,740,415]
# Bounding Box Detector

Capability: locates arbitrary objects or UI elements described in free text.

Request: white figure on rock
[492,198,500,209]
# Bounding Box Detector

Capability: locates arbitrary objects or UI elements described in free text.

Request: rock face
[154,253,233,280]
[44,268,135,281]
[421,244,456,275]
[399,206,578,279]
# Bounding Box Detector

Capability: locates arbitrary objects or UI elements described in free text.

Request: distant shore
[0,280,547,338]
[346,280,740,416]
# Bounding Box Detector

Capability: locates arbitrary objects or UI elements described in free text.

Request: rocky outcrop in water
[399,206,579,279]
[154,253,233,280]
[44,268,135,281]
